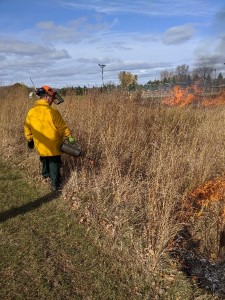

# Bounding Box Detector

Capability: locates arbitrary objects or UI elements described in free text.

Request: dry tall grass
[1,84,225,295]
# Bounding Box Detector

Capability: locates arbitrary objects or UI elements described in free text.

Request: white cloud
[35,18,115,43]
[60,0,217,17]
[0,38,70,59]
[162,24,196,45]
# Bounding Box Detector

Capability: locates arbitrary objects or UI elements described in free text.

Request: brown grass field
[1,83,225,298]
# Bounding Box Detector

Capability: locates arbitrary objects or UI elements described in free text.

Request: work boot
[42,176,50,184]
[51,184,58,192]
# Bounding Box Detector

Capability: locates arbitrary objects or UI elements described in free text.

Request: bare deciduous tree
[160,70,174,82]
[192,66,214,80]
[175,64,190,82]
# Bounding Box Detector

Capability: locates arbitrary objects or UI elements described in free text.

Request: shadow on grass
[0,192,60,223]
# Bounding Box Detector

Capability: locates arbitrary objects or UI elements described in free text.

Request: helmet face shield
[53,92,64,105]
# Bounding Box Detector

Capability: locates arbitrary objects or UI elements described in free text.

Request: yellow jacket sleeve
[24,116,33,142]
[51,108,71,138]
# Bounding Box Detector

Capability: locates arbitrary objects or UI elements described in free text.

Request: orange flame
[186,176,225,219]
[162,85,225,108]
[202,90,225,107]
[162,85,200,107]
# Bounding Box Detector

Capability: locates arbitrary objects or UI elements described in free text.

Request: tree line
[118,64,225,90]
[57,65,225,95]
[9,64,224,95]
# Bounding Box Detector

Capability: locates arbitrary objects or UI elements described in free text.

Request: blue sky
[0,0,225,87]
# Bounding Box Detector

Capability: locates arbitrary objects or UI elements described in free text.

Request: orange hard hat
[42,85,55,97]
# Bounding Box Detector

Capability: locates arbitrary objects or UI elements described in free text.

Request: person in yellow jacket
[24,85,75,192]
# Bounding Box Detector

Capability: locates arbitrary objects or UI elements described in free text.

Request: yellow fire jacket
[24,99,71,156]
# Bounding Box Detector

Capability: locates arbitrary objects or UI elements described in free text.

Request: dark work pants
[40,156,62,188]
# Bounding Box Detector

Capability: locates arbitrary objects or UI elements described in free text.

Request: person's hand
[68,136,75,145]
[28,140,34,149]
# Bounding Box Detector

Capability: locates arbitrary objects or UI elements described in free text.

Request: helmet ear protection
[35,87,46,97]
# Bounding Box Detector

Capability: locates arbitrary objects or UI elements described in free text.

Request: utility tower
[98,64,106,86]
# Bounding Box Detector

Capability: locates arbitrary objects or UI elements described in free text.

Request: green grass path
[0,159,139,300]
